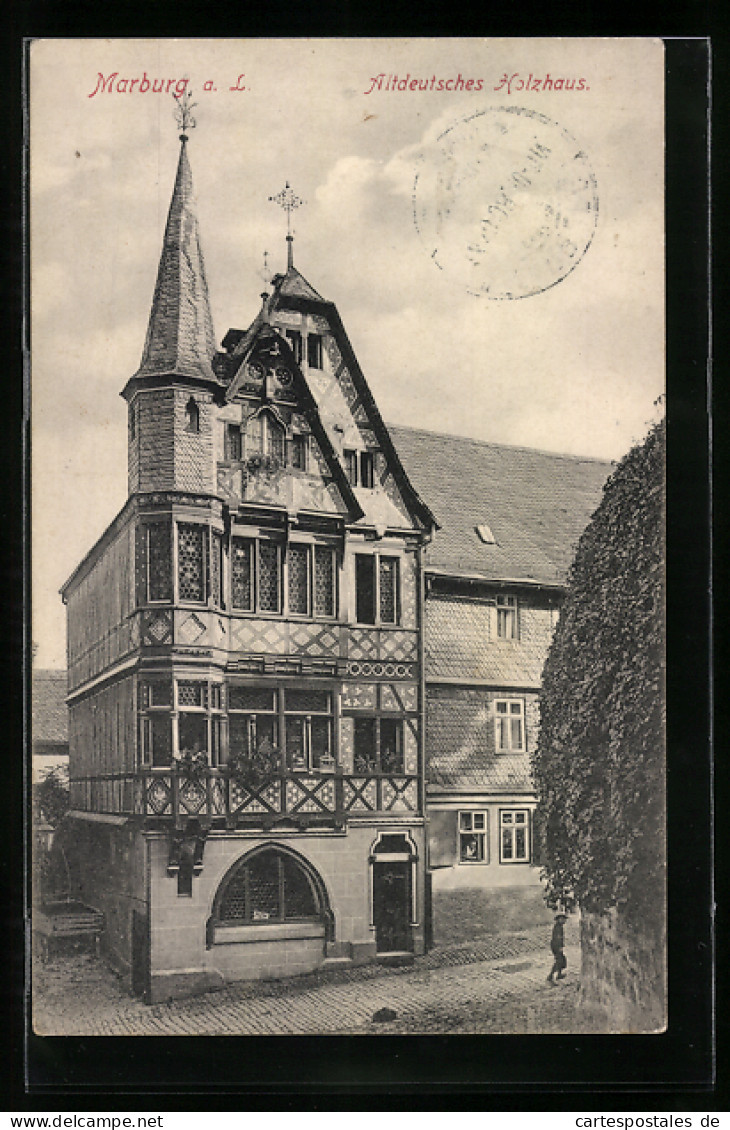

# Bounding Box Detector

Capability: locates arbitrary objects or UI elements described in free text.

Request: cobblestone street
[33,925,580,1036]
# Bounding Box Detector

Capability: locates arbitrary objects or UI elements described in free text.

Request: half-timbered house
[59,134,436,1002]
[56,125,611,1000]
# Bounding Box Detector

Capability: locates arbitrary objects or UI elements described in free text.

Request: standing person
[547,913,568,982]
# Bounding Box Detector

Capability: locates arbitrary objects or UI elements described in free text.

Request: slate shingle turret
[133,137,217,382]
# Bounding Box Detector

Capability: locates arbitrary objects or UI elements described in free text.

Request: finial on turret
[173,86,197,141]
[269,182,304,270]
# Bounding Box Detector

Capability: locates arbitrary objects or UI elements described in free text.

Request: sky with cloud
[30,38,665,667]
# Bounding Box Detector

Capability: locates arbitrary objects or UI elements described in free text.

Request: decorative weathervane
[258,249,271,303]
[173,87,197,140]
[269,182,304,269]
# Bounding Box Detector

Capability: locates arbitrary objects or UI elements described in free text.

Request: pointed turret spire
[134,108,216,381]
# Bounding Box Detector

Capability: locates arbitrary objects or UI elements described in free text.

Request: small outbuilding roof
[32,669,68,745]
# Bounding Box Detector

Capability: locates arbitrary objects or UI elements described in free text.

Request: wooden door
[373,860,413,953]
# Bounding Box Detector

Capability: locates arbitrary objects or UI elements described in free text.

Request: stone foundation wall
[578,907,667,1033]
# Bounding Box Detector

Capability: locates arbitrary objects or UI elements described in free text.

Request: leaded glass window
[314,546,335,618]
[287,545,309,616]
[211,532,222,607]
[147,522,172,603]
[267,415,285,463]
[178,681,208,709]
[258,543,281,613]
[178,524,207,602]
[352,717,403,774]
[379,557,399,624]
[231,538,253,611]
[218,849,319,924]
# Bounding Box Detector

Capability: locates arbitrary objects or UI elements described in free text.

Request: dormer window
[185,397,200,433]
[475,524,496,544]
[344,450,358,486]
[360,451,375,489]
[307,333,323,369]
[285,329,302,364]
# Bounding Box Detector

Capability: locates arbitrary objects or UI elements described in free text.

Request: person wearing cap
[547,912,568,982]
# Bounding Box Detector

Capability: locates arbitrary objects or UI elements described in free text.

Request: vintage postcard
[30,38,668,1040]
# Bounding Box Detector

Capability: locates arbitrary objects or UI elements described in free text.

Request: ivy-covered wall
[532,420,665,1029]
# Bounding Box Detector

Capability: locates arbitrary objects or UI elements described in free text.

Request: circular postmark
[413,106,598,299]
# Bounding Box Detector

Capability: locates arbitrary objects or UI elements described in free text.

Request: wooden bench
[34,901,105,961]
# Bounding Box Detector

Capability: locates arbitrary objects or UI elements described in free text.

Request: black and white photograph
[29,37,669,1040]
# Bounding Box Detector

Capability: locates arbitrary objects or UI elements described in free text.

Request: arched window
[246,409,285,462]
[217,847,322,924]
[185,397,200,433]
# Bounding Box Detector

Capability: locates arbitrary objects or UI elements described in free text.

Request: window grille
[147,523,172,602]
[178,681,208,709]
[314,546,335,617]
[218,849,318,923]
[379,557,399,624]
[287,545,310,615]
[178,524,206,602]
[258,543,281,612]
[231,538,253,611]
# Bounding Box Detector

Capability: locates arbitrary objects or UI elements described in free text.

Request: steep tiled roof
[32,670,68,744]
[389,425,612,585]
[133,139,217,382]
[272,266,325,303]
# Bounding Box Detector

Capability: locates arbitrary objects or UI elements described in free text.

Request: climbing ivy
[532,420,666,929]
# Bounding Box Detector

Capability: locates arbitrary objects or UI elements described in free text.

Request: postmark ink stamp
[413,106,599,299]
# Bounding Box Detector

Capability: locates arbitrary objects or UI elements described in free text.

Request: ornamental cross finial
[269,182,304,269]
[173,87,197,139]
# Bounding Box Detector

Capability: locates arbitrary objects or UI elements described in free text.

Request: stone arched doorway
[370,832,417,955]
